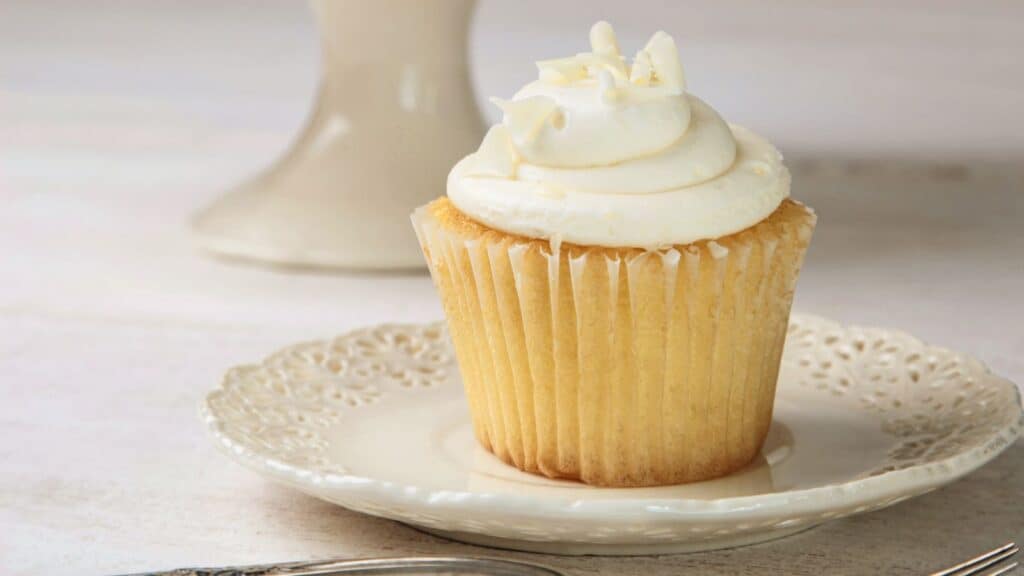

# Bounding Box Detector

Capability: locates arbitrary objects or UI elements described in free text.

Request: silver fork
[930,543,1019,576]
[118,556,565,575]
[119,543,1019,575]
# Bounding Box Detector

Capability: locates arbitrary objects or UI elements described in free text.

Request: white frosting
[448,22,790,248]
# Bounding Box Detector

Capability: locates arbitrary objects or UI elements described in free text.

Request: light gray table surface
[2,2,1022,575]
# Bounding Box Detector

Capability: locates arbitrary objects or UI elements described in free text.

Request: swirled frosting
[448,22,790,248]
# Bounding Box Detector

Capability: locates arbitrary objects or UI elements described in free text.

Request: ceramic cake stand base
[192,0,483,269]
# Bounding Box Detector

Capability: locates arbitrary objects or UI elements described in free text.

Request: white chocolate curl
[589,20,621,58]
[489,96,560,148]
[643,30,686,93]
[467,125,518,179]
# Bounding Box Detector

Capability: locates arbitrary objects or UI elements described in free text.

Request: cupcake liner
[413,198,815,487]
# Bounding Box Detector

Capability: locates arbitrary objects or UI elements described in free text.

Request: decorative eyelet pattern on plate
[206,323,452,476]
[204,314,1022,552]
[783,318,1021,477]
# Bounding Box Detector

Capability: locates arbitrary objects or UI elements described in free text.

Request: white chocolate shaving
[586,53,628,81]
[630,50,654,85]
[598,70,620,104]
[588,21,627,78]
[491,96,560,146]
[466,125,518,178]
[643,31,686,93]
[589,21,621,58]
[536,57,588,84]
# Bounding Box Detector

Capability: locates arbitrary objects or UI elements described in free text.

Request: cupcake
[412,22,815,487]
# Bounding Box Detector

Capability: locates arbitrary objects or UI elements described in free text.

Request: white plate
[203,314,1022,555]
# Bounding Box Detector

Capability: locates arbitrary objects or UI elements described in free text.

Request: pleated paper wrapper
[413,198,815,487]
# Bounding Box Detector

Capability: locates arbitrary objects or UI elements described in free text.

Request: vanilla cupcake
[413,22,815,487]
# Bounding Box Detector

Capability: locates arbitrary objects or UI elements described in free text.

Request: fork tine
[930,543,1018,576]
[961,547,1018,576]
[980,561,1019,576]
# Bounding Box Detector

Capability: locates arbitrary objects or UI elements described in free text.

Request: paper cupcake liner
[413,198,815,487]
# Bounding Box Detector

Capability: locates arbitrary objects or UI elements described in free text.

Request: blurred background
[1,2,1022,571]
[2,0,1021,346]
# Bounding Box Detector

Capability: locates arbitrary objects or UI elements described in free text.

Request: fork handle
[118,556,563,575]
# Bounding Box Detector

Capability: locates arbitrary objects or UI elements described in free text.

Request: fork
[119,556,564,575]
[930,543,1019,576]
[120,543,1018,575]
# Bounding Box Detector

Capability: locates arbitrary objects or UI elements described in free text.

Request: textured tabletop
[2,1,1022,574]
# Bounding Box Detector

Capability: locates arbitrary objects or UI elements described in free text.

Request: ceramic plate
[203,314,1022,555]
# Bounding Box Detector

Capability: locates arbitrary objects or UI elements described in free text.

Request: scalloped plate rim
[201,313,1023,521]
